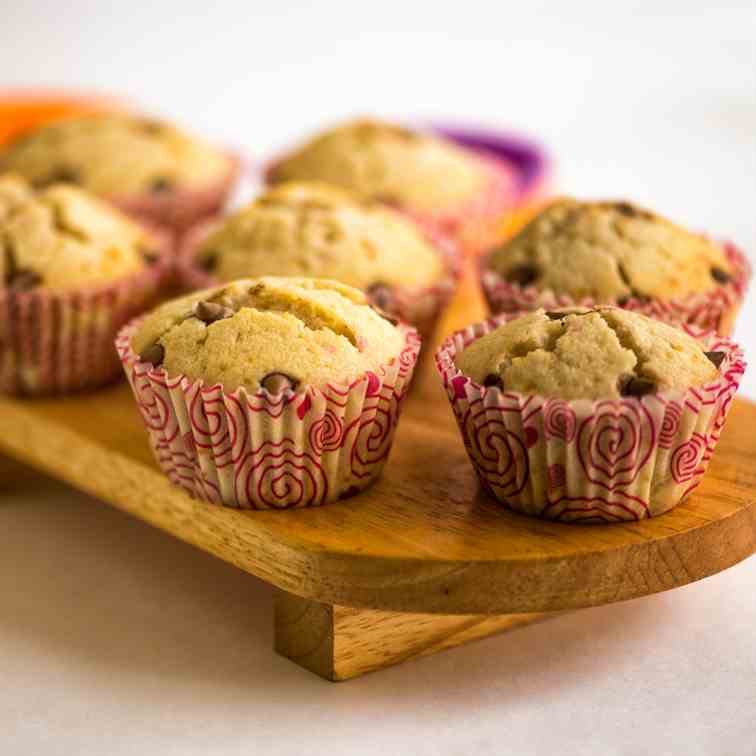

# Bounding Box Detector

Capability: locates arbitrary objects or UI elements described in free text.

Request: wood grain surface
[0,270,754,616]
[274,589,556,680]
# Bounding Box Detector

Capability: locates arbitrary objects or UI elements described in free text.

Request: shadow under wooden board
[1,273,755,680]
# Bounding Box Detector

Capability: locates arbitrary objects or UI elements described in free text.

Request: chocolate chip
[704,351,726,369]
[8,270,42,291]
[545,311,567,320]
[150,177,174,193]
[4,244,42,289]
[614,202,637,217]
[197,252,218,273]
[139,342,164,367]
[140,119,164,135]
[260,372,300,394]
[366,282,393,311]
[34,166,79,188]
[711,267,732,285]
[141,248,160,265]
[506,264,539,287]
[3,242,17,286]
[617,263,648,303]
[483,373,503,390]
[619,375,656,397]
[193,300,234,325]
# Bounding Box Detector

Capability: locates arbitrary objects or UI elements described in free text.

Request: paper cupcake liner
[435,314,746,522]
[480,242,751,336]
[108,155,239,234]
[0,236,170,396]
[175,219,461,343]
[116,320,421,509]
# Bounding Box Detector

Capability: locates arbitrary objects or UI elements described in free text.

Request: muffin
[178,181,458,338]
[0,178,168,394]
[265,118,518,255]
[0,113,236,232]
[436,307,745,522]
[480,198,750,335]
[117,277,420,509]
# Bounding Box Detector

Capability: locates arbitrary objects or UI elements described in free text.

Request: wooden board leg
[274,589,557,681]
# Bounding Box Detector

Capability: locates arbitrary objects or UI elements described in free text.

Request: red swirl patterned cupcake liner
[435,314,746,522]
[480,242,751,336]
[116,321,421,509]
[108,155,239,234]
[0,234,170,396]
[174,219,461,343]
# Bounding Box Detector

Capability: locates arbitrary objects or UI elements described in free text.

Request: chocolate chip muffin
[179,181,456,338]
[266,118,517,253]
[456,307,721,400]
[0,114,236,231]
[0,180,167,394]
[1,183,157,290]
[120,277,420,509]
[131,277,406,392]
[481,198,749,335]
[437,307,744,521]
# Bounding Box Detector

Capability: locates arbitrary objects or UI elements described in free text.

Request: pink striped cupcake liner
[116,320,421,509]
[435,314,746,523]
[174,219,461,343]
[0,243,169,396]
[107,154,240,234]
[480,242,750,336]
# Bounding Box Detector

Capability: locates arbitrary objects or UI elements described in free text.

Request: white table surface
[2,2,755,754]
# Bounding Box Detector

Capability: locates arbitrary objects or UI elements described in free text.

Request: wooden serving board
[1,272,755,680]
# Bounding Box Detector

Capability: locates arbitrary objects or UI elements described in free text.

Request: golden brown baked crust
[268,119,493,211]
[195,181,445,289]
[456,307,720,400]
[131,277,406,393]
[0,183,153,290]
[486,198,732,301]
[0,114,231,195]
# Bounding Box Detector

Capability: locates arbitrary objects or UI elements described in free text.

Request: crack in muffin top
[0,114,231,195]
[0,178,153,290]
[455,307,721,400]
[267,118,498,211]
[195,181,446,289]
[131,277,407,393]
[486,198,732,301]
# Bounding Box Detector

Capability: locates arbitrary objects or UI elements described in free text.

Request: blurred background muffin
[0,113,237,233]
[480,198,749,334]
[0,177,167,394]
[265,118,519,256]
[179,181,458,339]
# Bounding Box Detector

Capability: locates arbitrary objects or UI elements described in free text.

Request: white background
[1,1,755,754]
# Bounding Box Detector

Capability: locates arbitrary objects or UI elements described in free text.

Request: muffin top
[131,277,407,393]
[486,198,733,301]
[0,173,33,221]
[0,182,154,290]
[0,114,231,195]
[195,181,446,289]
[456,307,722,400]
[268,118,497,211]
